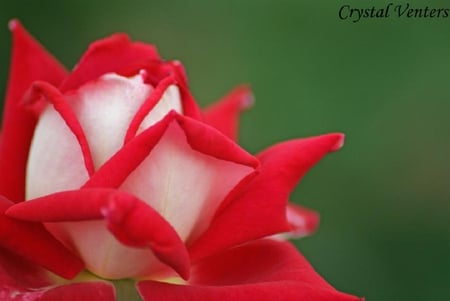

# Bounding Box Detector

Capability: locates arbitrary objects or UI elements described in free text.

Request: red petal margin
[189,133,344,262]
[0,248,115,301]
[60,33,160,92]
[0,197,84,279]
[26,81,95,175]
[84,112,258,189]
[203,85,254,141]
[0,20,67,202]
[138,239,363,301]
[6,189,190,280]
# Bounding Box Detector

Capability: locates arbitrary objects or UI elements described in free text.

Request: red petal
[6,189,190,280]
[0,248,115,301]
[0,20,67,202]
[0,196,84,279]
[138,239,363,301]
[175,115,258,168]
[60,34,160,92]
[26,81,96,175]
[203,85,254,141]
[189,133,344,261]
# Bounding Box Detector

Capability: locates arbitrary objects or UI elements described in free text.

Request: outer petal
[0,197,84,279]
[189,133,344,261]
[7,189,190,280]
[59,33,159,92]
[0,248,114,301]
[0,20,67,202]
[203,85,254,141]
[137,239,363,301]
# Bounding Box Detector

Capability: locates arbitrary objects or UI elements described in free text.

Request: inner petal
[120,122,254,243]
[66,73,153,169]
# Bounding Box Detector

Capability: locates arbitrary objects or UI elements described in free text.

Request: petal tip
[331,133,345,151]
[241,90,254,109]
[8,19,19,31]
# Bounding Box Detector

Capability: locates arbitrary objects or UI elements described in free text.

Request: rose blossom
[0,20,363,300]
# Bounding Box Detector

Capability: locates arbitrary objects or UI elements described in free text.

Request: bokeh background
[1,0,449,300]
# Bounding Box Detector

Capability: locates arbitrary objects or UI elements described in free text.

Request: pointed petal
[138,239,363,301]
[0,20,67,202]
[203,85,254,141]
[0,196,84,279]
[7,189,190,280]
[60,33,160,92]
[176,115,258,168]
[189,133,344,261]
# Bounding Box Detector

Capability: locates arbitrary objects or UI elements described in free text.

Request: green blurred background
[1,0,449,300]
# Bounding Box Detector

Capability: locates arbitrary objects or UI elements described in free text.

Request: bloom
[0,20,362,300]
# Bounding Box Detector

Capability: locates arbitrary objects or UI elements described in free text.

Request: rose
[0,20,362,300]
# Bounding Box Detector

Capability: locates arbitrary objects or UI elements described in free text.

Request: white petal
[26,107,89,199]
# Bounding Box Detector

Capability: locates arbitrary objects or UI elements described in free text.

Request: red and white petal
[120,115,256,243]
[138,239,363,301]
[84,112,257,244]
[7,189,190,280]
[189,133,344,261]
[60,33,160,92]
[65,73,153,168]
[0,197,84,279]
[0,20,67,202]
[124,76,183,142]
[25,85,91,200]
[134,83,183,137]
[26,73,183,199]
[203,85,254,141]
